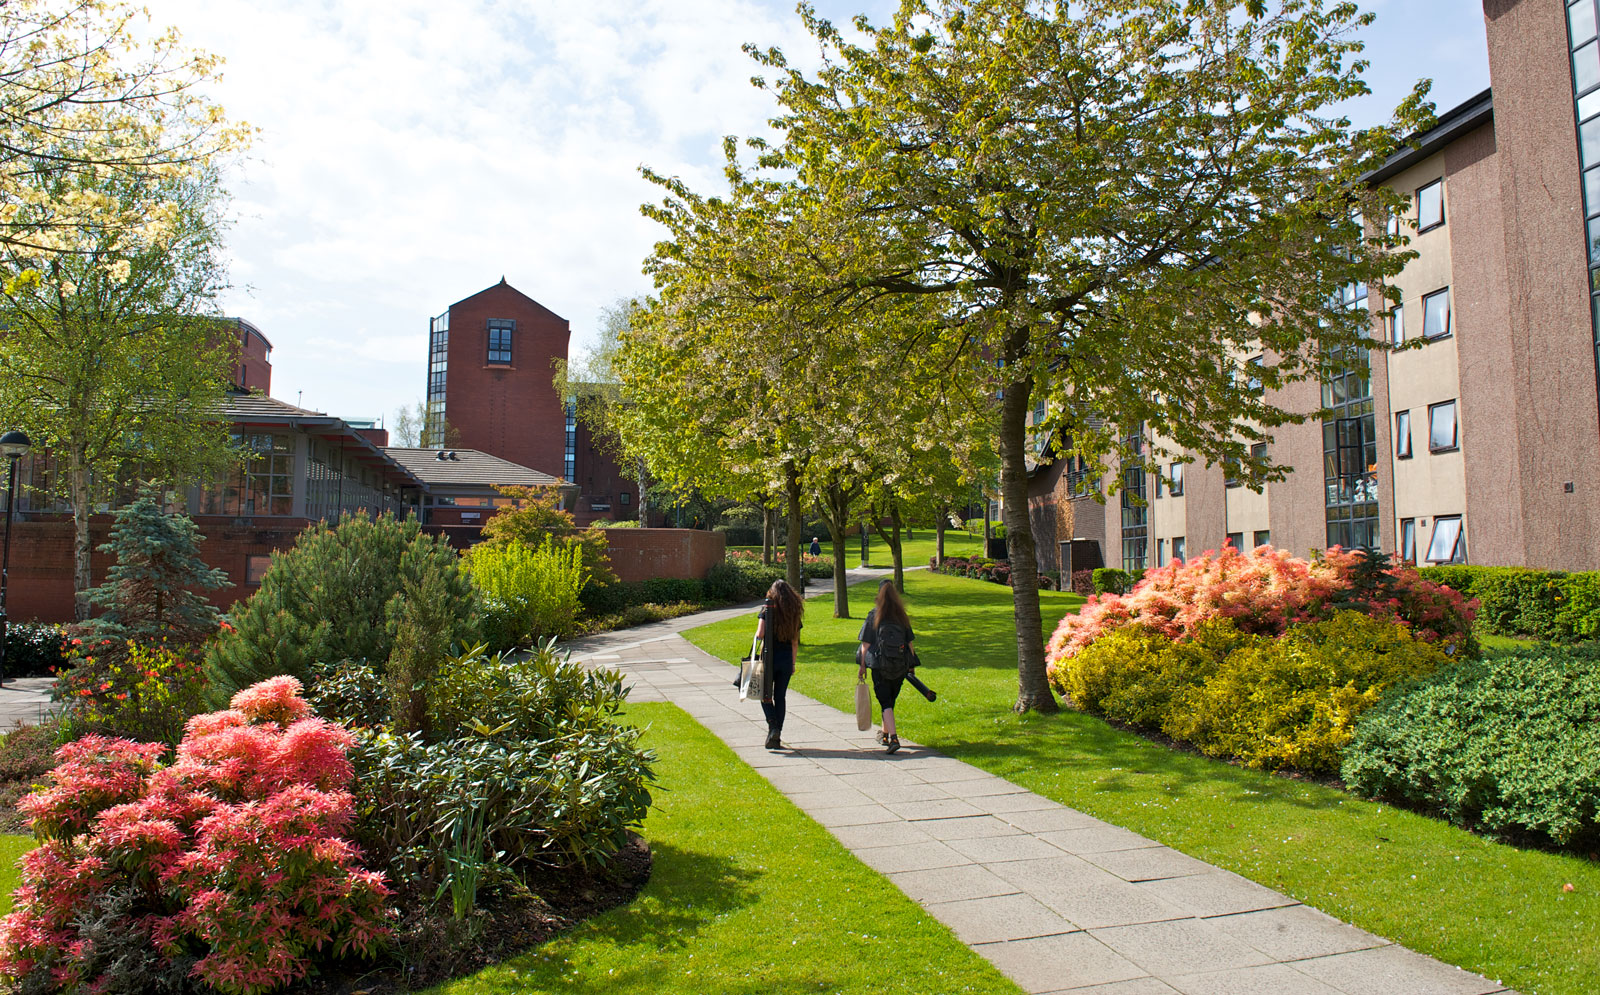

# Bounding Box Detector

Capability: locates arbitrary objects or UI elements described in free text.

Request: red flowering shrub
[1046,545,1476,692]
[0,678,391,995]
[54,640,209,746]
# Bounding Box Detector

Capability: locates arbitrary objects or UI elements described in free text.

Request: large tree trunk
[999,333,1058,714]
[783,461,803,591]
[817,481,855,618]
[761,501,774,566]
[870,501,906,593]
[70,448,92,621]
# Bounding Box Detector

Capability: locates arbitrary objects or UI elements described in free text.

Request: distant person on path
[858,579,916,754]
[756,579,804,750]
[809,536,821,557]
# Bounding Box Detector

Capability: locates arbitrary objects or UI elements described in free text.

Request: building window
[1156,538,1167,566]
[1416,179,1444,232]
[426,310,449,444]
[1421,288,1451,340]
[1323,338,1378,551]
[1226,532,1243,549]
[1400,517,1417,563]
[1395,410,1412,459]
[1167,463,1184,497]
[620,492,631,506]
[1390,304,1404,346]
[1429,400,1459,452]
[564,401,576,482]
[1253,529,1271,549]
[245,554,272,585]
[1426,515,1467,564]
[1250,441,1267,464]
[487,318,514,365]
[1121,425,1147,571]
[1225,455,1241,488]
[1566,0,1600,429]
[1245,355,1264,393]
[1172,537,1186,562]
[204,433,294,517]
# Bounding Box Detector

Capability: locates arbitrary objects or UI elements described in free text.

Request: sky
[161,0,1491,426]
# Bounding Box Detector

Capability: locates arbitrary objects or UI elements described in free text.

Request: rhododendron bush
[1046,545,1476,685]
[0,677,391,995]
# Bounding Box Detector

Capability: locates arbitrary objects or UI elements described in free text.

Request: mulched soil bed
[297,832,654,993]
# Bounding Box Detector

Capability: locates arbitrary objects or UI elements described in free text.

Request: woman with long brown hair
[858,579,917,754]
[755,579,804,750]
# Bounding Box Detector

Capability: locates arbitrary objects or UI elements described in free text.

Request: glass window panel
[1400,518,1416,562]
[1574,0,1598,43]
[1589,216,1600,268]
[1395,410,1411,458]
[1426,517,1464,563]
[1582,87,1600,125]
[1172,537,1186,562]
[1390,304,1404,345]
[1430,401,1458,451]
[1253,530,1271,548]
[1422,288,1451,339]
[1416,180,1444,230]
[1584,117,1600,167]
[1578,41,1600,95]
[1170,463,1184,496]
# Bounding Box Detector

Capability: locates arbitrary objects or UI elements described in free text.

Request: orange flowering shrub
[54,639,208,746]
[0,677,391,995]
[1046,545,1476,691]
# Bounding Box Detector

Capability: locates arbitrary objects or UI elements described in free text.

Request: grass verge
[428,701,1022,995]
[684,571,1599,995]
[731,528,989,570]
[0,834,28,915]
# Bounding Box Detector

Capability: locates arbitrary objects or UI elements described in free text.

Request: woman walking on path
[858,580,916,755]
[756,579,804,750]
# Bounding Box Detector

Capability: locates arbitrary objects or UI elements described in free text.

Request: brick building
[1027,0,1600,575]
[424,279,639,525]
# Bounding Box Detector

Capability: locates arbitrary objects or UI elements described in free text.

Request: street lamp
[0,429,31,688]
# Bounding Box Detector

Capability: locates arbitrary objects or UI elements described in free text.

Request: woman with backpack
[858,579,916,754]
[755,579,804,750]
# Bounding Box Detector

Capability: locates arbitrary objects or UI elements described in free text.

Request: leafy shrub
[1070,569,1094,595]
[205,512,478,707]
[308,660,391,729]
[0,678,392,995]
[596,518,641,528]
[1092,567,1144,595]
[54,641,209,745]
[1049,546,1476,676]
[350,645,653,904]
[1343,644,1600,848]
[727,548,831,578]
[1418,564,1600,642]
[962,517,984,534]
[582,601,704,634]
[928,556,1056,590]
[704,560,783,603]
[713,525,763,546]
[467,540,590,652]
[1058,613,1452,772]
[0,722,59,784]
[478,485,614,584]
[2,622,66,677]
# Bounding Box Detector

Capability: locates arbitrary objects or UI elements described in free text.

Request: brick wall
[602,528,725,582]
[5,517,312,623]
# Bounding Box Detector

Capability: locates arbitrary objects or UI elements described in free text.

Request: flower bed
[929,555,1058,590]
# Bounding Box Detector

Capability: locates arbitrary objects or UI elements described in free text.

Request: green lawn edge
[428,701,1024,995]
[683,571,1598,995]
[730,529,988,570]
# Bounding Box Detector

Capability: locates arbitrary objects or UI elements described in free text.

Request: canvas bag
[855,678,872,731]
[737,627,764,701]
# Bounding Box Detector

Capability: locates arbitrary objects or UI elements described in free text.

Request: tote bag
[738,629,764,702]
[855,679,872,731]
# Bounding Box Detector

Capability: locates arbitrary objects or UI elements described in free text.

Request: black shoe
[886,735,900,755]
[765,729,781,750]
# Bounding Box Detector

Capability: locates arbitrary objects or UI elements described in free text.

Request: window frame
[1253,529,1271,549]
[486,318,515,365]
[1425,515,1466,564]
[1226,532,1243,549]
[1421,288,1452,341]
[1169,462,1184,497]
[1428,400,1459,453]
[1390,303,1404,346]
[1172,537,1186,562]
[1395,409,1412,459]
[1400,517,1417,564]
[1416,178,1445,233]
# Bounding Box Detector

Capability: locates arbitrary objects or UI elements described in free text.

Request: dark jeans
[761,665,794,732]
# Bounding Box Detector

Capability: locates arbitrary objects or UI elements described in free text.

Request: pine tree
[75,484,227,648]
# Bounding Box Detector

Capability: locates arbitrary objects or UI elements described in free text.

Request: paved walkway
[0,677,57,729]
[565,604,1518,995]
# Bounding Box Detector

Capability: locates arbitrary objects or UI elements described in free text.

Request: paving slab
[566,617,1519,995]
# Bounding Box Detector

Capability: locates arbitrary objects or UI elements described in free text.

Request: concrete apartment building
[1030,0,1600,574]
[424,279,639,525]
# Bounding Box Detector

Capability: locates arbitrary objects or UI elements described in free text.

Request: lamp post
[0,430,31,688]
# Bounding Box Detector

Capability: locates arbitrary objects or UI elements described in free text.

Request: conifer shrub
[204,513,477,707]
[0,678,391,995]
[1343,644,1600,848]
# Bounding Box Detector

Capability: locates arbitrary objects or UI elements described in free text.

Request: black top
[858,608,914,647]
[758,605,800,669]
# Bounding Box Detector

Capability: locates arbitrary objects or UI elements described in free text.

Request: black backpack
[873,620,912,680]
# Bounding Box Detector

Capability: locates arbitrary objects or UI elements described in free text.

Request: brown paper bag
[855,680,872,731]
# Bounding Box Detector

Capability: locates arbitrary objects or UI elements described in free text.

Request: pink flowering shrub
[1047,545,1476,694]
[0,678,391,995]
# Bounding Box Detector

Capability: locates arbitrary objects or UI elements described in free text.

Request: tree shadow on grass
[566,840,759,952]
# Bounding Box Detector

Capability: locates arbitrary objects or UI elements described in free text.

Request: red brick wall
[602,528,725,583]
[6,517,312,623]
[573,422,638,525]
[443,283,570,479]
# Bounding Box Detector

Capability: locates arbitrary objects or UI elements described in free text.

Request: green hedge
[713,525,763,546]
[1343,643,1600,849]
[3,622,66,677]
[580,577,708,616]
[705,560,785,602]
[1092,567,1147,595]
[1417,565,1600,642]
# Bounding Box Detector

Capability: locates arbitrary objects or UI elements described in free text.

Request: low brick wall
[601,528,725,583]
[5,517,313,623]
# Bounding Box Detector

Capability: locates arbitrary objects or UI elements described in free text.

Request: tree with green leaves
[0,165,238,619]
[555,297,655,524]
[74,483,226,649]
[729,0,1427,711]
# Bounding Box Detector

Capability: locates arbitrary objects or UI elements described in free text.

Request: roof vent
[435,450,447,460]
[448,451,460,460]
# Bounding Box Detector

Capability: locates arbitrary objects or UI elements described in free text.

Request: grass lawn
[731,528,989,570]
[0,834,27,914]
[684,571,1599,995]
[430,702,1021,995]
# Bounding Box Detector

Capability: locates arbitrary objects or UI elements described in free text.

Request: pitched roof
[1363,87,1493,186]
[221,391,426,490]
[381,447,566,489]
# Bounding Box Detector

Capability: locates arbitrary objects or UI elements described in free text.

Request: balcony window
[1429,400,1459,452]
[1416,179,1445,232]
[1421,288,1451,341]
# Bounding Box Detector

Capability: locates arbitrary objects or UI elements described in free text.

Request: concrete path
[565,615,1518,995]
[0,677,56,730]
